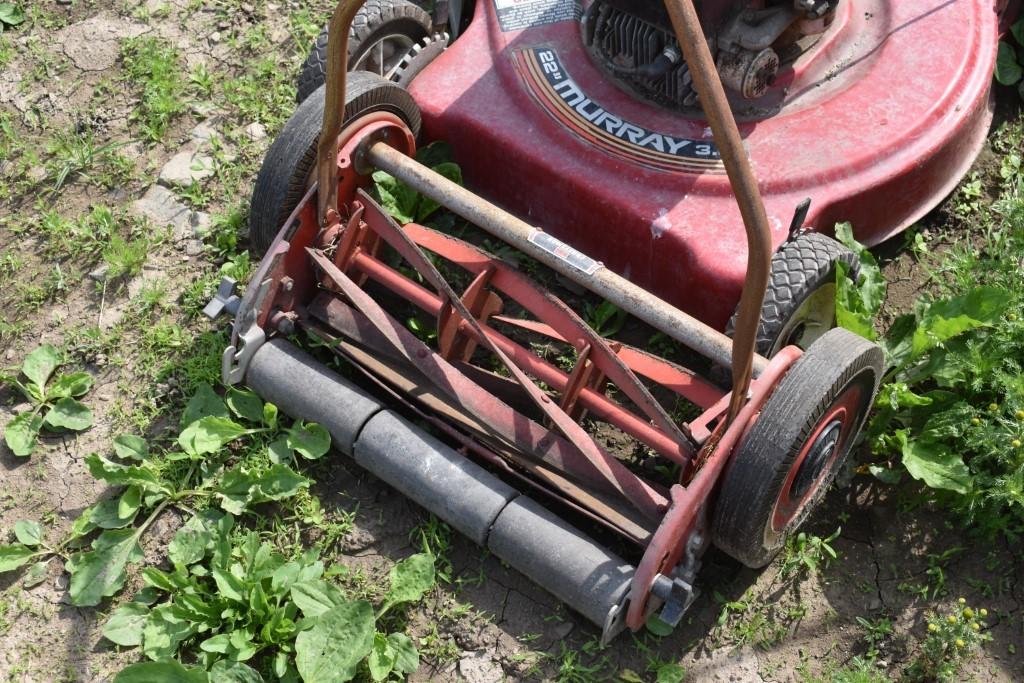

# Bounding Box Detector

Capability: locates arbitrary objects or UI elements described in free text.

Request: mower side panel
[408,0,1001,328]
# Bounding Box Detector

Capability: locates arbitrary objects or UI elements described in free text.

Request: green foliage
[779,528,840,577]
[834,222,884,340]
[835,196,1024,533]
[373,142,463,225]
[1,344,93,456]
[104,520,433,682]
[0,3,24,31]
[45,128,129,191]
[0,377,435,680]
[584,300,627,338]
[121,37,189,141]
[905,600,991,682]
[995,19,1024,99]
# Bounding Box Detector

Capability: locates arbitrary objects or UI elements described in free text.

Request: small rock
[244,121,267,142]
[210,31,222,43]
[88,264,110,282]
[27,165,48,183]
[50,310,65,324]
[458,651,503,683]
[241,3,254,13]
[54,573,69,591]
[191,211,213,238]
[184,239,205,256]
[132,184,193,241]
[127,266,163,299]
[868,595,883,611]
[189,120,219,145]
[551,620,574,640]
[56,0,73,6]
[159,150,215,188]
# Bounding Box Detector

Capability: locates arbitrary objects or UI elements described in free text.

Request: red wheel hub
[770,383,865,533]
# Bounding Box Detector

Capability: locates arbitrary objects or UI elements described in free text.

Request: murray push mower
[207,0,1013,640]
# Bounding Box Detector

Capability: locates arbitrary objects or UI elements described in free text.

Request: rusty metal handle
[662,0,773,422]
[317,0,369,226]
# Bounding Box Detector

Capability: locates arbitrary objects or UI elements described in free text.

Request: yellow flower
[947,615,958,624]
[1016,409,1024,420]
[980,608,989,617]
[963,607,975,619]
[1013,440,1022,449]
[971,417,981,425]
[928,623,939,633]
[972,622,980,631]
[955,638,966,648]
[958,597,967,605]
[1010,312,1019,322]
[989,403,1000,412]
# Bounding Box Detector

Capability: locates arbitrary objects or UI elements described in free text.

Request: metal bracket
[651,573,698,627]
[787,198,812,241]
[221,277,272,386]
[202,277,241,320]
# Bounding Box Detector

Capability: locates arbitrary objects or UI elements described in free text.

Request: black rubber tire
[249,72,422,254]
[296,0,433,104]
[711,327,883,568]
[728,232,859,357]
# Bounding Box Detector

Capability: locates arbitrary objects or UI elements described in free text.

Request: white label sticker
[494,0,579,32]
[527,229,602,275]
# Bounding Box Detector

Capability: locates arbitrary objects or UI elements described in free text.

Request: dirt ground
[1,1,1022,682]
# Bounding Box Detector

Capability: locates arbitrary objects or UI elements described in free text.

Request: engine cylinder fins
[244,339,638,641]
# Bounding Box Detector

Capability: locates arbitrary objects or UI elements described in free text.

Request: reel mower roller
[209,0,1011,641]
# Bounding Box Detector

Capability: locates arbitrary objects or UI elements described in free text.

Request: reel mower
[207,0,1013,641]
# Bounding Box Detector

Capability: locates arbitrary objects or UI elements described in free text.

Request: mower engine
[586,0,836,107]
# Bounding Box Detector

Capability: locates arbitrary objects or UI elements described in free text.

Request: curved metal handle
[317,0,369,226]
[662,0,773,422]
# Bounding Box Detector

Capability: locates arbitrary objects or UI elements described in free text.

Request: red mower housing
[409,0,1007,327]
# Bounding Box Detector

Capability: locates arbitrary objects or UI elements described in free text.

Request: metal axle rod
[366,141,770,376]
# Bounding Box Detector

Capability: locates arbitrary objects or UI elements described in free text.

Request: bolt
[281,277,294,292]
[277,318,295,335]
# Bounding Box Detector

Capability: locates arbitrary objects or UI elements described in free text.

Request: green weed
[836,146,1024,535]
[0,345,94,457]
[779,527,840,577]
[45,129,128,191]
[995,18,1024,99]
[905,599,991,682]
[121,36,189,141]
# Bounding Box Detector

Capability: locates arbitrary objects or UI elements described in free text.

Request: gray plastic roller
[245,339,382,454]
[245,339,635,639]
[488,496,634,635]
[353,410,518,545]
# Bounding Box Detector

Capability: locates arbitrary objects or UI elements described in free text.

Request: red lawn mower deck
[410,0,1004,326]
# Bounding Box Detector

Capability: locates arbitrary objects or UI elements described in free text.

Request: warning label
[527,229,602,276]
[494,0,579,32]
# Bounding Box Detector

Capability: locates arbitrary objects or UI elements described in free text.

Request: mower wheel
[728,232,859,357]
[249,73,421,253]
[711,327,882,568]
[296,0,433,104]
